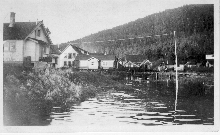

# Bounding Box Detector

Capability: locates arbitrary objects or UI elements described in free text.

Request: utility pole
[174,31,178,113]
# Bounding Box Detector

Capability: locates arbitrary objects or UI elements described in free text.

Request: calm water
[46,74,214,129]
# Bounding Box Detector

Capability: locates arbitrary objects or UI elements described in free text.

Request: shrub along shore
[3,65,131,126]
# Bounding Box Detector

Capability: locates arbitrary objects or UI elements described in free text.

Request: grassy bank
[3,66,130,126]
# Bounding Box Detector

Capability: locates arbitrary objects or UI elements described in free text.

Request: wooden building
[75,53,115,70]
[3,12,53,68]
[50,44,89,68]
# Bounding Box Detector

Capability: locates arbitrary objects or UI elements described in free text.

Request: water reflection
[48,74,214,127]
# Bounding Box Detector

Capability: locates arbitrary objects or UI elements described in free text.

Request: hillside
[61,4,214,64]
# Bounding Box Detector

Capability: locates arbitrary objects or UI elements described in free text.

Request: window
[4,43,9,51]
[43,47,46,53]
[91,62,94,65]
[37,30,41,37]
[68,53,72,59]
[72,53,76,58]
[68,61,71,66]
[72,61,75,66]
[103,61,107,66]
[9,42,16,51]
[64,61,67,66]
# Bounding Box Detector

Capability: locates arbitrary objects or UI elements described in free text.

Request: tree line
[64,4,213,64]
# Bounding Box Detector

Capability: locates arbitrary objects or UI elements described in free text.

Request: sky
[1,0,217,44]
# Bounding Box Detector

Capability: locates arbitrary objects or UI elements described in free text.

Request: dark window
[43,47,46,53]
[64,61,67,66]
[37,30,40,37]
[68,61,71,66]
[68,53,72,59]
[72,53,76,58]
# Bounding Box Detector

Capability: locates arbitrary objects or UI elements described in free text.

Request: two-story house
[50,44,89,68]
[3,12,53,67]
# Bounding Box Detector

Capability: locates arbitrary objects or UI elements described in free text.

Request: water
[46,74,214,129]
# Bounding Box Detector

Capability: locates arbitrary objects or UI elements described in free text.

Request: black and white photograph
[1,0,219,133]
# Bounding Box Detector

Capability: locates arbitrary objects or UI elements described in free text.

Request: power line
[72,33,171,45]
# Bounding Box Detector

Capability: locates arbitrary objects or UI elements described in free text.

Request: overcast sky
[1,0,216,44]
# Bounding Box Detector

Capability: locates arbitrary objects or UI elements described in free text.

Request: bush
[3,68,83,125]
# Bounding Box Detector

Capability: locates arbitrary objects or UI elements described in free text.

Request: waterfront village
[3,12,214,73]
[3,12,214,126]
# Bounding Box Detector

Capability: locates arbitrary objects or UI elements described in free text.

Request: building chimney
[9,12,15,27]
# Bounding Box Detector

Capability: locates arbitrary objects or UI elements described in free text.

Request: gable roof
[71,45,89,54]
[50,45,61,55]
[57,44,69,53]
[4,21,53,44]
[39,22,53,44]
[3,22,36,40]
[75,54,115,61]
[50,44,89,55]
[125,55,149,63]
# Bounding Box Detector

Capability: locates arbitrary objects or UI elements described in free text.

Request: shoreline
[3,66,214,126]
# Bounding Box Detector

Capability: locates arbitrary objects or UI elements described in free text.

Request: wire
[72,33,170,44]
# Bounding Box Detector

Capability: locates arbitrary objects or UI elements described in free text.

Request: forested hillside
[62,4,214,64]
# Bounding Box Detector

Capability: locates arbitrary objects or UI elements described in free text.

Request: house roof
[50,44,89,55]
[93,54,115,60]
[57,44,69,53]
[28,37,49,46]
[75,54,92,60]
[4,21,53,44]
[125,55,149,63]
[89,53,104,55]
[71,45,89,54]
[50,45,61,55]
[3,22,36,40]
[75,54,115,61]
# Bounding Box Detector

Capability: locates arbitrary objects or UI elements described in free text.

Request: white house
[3,12,53,68]
[50,44,89,68]
[75,53,115,70]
